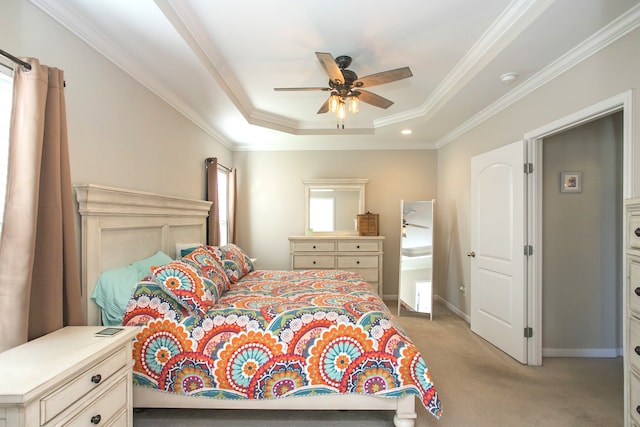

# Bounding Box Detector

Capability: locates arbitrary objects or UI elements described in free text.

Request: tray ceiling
[31,0,640,150]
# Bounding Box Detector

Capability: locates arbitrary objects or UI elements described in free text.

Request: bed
[76,184,442,426]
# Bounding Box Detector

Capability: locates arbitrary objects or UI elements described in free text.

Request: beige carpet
[134,301,623,427]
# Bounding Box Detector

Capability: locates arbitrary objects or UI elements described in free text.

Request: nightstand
[0,326,138,426]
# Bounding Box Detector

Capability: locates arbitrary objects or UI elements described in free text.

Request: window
[217,168,229,246]
[0,68,13,237]
[309,196,335,232]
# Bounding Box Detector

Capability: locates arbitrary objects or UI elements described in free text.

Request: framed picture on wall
[560,171,582,193]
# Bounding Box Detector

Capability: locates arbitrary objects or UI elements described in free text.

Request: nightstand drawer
[293,242,335,252]
[61,376,127,427]
[41,347,128,425]
[293,255,335,269]
[337,242,379,252]
[337,256,378,269]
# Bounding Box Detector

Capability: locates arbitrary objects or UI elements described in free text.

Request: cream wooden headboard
[75,184,212,326]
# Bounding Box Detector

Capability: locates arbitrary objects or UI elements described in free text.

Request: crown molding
[376,0,554,128]
[434,2,640,149]
[30,0,235,150]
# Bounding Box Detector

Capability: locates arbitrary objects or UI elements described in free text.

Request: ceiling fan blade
[354,67,413,88]
[274,87,331,91]
[356,89,394,109]
[316,52,344,84]
[317,97,330,114]
[405,223,430,229]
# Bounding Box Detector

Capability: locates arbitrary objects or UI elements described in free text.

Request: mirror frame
[303,178,367,236]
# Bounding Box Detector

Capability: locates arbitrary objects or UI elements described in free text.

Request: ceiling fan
[274,52,413,116]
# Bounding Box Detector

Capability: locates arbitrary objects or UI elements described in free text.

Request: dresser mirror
[303,179,367,235]
[398,200,434,319]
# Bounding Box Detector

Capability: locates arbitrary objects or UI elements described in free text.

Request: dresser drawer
[631,371,640,425]
[630,214,640,250]
[345,268,378,283]
[630,261,640,316]
[293,255,335,269]
[631,316,640,373]
[60,376,128,427]
[337,242,379,252]
[337,256,378,269]
[40,347,128,425]
[293,241,335,252]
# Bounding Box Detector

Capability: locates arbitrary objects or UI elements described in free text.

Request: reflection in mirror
[398,200,434,319]
[304,179,367,235]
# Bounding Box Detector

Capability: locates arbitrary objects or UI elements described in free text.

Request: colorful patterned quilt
[122,268,442,418]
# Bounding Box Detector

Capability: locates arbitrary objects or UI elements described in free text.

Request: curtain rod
[0,49,31,71]
[205,157,231,172]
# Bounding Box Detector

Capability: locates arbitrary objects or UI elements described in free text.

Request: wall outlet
[459,285,466,294]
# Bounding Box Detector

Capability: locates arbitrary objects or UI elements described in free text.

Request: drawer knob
[356,260,360,264]
[637,406,640,415]
[635,287,640,297]
[90,414,102,424]
[91,374,102,384]
[313,261,316,265]
[357,245,360,249]
[635,346,640,356]
[313,245,316,249]
[635,227,640,237]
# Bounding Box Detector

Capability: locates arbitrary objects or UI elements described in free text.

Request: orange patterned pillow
[152,260,220,316]
[206,244,254,281]
[181,248,231,292]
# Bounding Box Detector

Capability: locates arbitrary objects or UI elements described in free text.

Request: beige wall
[436,27,640,322]
[1,0,232,201]
[233,150,437,296]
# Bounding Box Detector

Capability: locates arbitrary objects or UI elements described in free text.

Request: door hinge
[524,245,533,256]
[524,163,533,174]
[524,327,533,338]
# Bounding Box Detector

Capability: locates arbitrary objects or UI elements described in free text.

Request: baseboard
[542,347,622,358]
[434,295,471,323]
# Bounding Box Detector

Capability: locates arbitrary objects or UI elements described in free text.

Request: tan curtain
[228,168,237,244]
[206,157,220,246]
[0,59,83,352]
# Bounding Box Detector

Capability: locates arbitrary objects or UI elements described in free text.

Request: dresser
[0,326,138,427]
[289,235,384,295]
[627,198,640,427]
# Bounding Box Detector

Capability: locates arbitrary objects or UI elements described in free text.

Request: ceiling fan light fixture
[337,101,346,120]
[346,94,359,114]
[328,93,340,113]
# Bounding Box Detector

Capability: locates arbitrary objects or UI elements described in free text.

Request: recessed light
[401,129,412,135]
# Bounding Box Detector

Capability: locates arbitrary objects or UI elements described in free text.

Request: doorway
[540,112,623,358]
[525,90,633,365]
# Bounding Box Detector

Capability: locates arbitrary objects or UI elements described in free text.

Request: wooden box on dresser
[289,235,384,295]
[627,198,640,427]
[0,326,138,427]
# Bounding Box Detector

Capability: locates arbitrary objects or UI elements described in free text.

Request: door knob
[467,251,476,258]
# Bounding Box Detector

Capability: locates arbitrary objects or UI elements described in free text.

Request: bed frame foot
[393,413,416,427]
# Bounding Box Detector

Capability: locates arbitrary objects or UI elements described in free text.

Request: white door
[470,140,527,363]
